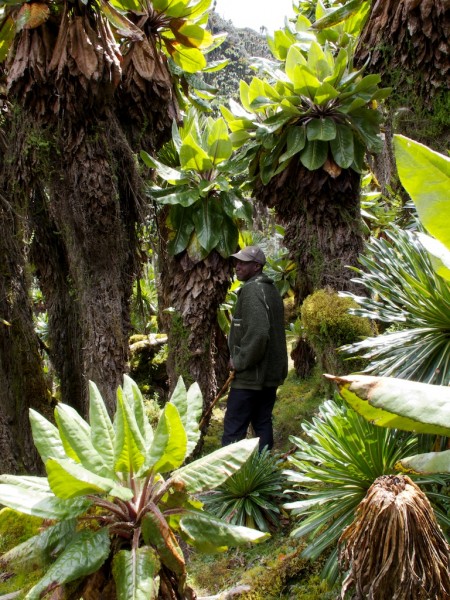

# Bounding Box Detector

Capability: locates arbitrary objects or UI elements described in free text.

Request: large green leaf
[114,394,146,474]
[0,15,15,63]
[299,140,328,170]
[416,232,450,282]
[330,123,354,168]
[328,374,450,436]
[29,409,67,464]
[155,188,200,207]
[169,378,202,457]
[0,484,90,519]
[279,126,306,162]
[179,510,269,552]
[46,458,133,501]
[170,44,206,73]
[55,403,110,477]
[122,375,154,447]
[306,118,336,142]
[112,547,160,600]
[171,438,259,493]
[207,118,233,165]
[397,449,450,475]
[167,205,195,255]
[140,151,189,184]
[394,135,450,250]
[25,529,110,600]
[180,134,214,171]
[141,510,186,575]
[89,382,115,474]
[192,199,223,253]
[142,403,187,474]
[216,215,239,260]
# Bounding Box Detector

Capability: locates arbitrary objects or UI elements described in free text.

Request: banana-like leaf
[29,409,67,464]
[142,403,187,474]
[0,484,91,519]
[171,438,259,493]
[112,547,160,600]
[167,205,195,255]
[89,382,116,473]
[25,529,110,600]
[327,374,450,436]
[114,393,146,474]
[122,374,154,447]
[394,135,450,250]
[55,404,110,477]
[46,458,133,501]
[171,21,212,50]
[179,510,269,552]
[0,474,50,492]
[397,449,450,475]
[312,0,367,31]
[216,215,239,259]
[207,118,233,165]
[170,44,206,73]
[279,126,306,162]
[169,378,202,457]
[2,518,77,568]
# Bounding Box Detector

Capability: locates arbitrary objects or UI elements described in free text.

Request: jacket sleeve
[231,284,270,372]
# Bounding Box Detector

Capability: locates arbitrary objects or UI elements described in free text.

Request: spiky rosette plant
[0,375,268,599]
[339,474,450,600]
[202,447,285,532]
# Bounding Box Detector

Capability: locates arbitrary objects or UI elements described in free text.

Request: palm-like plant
[340,227,450,385]
[284,398,420,582]
[202,448,285,532]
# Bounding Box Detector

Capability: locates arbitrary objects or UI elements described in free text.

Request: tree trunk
[158,247,232,429]
[0,177,51,474]
[255,159,364,376]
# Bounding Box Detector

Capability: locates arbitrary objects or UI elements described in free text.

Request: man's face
[234,259,261,281]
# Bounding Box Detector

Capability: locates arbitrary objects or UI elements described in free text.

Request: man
[222,245,288,451]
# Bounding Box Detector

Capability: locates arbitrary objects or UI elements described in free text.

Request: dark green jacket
[229,273,288,390]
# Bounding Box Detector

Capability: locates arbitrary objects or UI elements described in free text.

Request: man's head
[231,246,266,281]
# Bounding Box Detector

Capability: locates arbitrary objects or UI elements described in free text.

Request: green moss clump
[301,288,374,376]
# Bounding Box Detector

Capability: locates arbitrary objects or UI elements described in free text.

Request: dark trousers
[222,387,277,451]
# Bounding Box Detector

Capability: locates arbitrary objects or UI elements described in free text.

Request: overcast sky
[213,0,295,32]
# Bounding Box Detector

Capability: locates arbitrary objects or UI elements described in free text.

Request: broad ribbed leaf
[216,215,239,258]
[416,233,450,281]
[55,404,109,477]
[89,382,115,474]
[0,16,15,62]
[397,449,450,474]
[140,151,188,184]
[306,118,336,142]
[141,511,185,575]
[307,41,332,80]
[167,205,195,255]
[394,135,450,250]
[156,188,200,207]
[100,0,143,40]
[299,140,328,170]
[113,547,160,600]
[207,118,232,164]
[142,403,187,474]
[46,458,133,501]
[25,529,110,600]
[169,379,202,456]
[122,375,153,447]
[0,474,50,492]
[2,518,77,568]
[0,485,90,519]
[312,0,368,30]
[179,511,269,551]
[171,45,206,73]
[330,124,354,168]
[180,134,214,171]
[328,374,450,436]
[29,409,67,463]
[279,126,306,162]
[172,438,259,493]
[171,22,212,49]
[114,394,146,474]
[192,199,223,253]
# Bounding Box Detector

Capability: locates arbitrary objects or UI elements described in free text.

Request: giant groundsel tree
[0,0,220,470]
[221,0,390,373]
